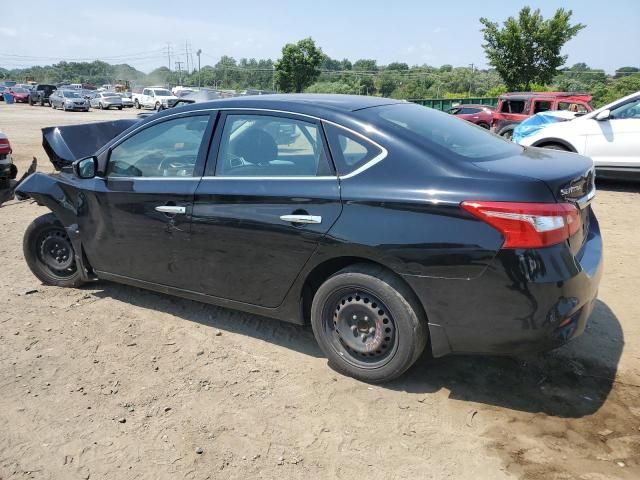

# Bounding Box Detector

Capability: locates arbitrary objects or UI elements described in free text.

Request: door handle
[155,205,186,215]
[280,214,322,224]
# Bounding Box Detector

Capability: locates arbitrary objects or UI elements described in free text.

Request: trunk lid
[472,146,595,252]
[42,119,140,170]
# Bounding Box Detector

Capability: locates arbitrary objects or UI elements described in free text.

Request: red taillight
[0,138,11,155]
[461,201,581,248]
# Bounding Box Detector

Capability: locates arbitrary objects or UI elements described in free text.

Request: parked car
[0,129,16,189]
[50,89,90,111]
[492,92,593,139]
[448,104,494,129]
[0,86,5,100]
[518,91,640,180]
[90,92,123,110]
[119,92,134,108]
[28,84,57,106]
[16,94,602,383]
[132,87,178,110]
[6,87,30,103]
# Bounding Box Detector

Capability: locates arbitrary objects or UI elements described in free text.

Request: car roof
[172,94,405,116]
[500,91,591,99]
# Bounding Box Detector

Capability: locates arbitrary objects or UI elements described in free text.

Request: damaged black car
[16,94,602,383]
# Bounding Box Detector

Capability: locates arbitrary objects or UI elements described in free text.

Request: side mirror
[595,109,610,121]
[73,156,98,179]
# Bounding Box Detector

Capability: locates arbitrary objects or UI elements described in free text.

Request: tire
[311,264,428,383]
[118,106,123,110]
[99,103,104,110]
[478,122,490,129]
[501,129,513,141]
[541,143,570,151]
[155,102,161,111]
[29,97,34,106]
[40,99,45,106]
[23,213,85,288]
[134,99,140,109]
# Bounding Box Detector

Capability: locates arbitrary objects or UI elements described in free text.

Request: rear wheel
[23,213,85,288]
[501,129,513,141]
[311,264,428,383]
[478,122,490,129]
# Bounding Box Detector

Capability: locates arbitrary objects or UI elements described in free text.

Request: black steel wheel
[23,213,85,287]
[325,289,398,368]
[311,264,428,383]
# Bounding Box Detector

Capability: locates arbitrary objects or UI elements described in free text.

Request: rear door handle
[155,205,186,215]
[280,214,322,224]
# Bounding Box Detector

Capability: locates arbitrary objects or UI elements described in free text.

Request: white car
[519,92,640,180]
[119,93,134,108]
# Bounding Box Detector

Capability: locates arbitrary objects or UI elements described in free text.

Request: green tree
[614,66,640,79]
[480,7,585,90]
[275,37,323,93]
[353,59,378,71]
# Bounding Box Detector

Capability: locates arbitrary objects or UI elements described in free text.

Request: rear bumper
[403,210,603,357]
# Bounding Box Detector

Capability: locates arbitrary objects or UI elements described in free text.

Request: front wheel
[23,213,85,288]
[134,99,140,109]
[311,264,428,383]
[155,102,161,111]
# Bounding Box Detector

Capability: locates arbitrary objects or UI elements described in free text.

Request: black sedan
[16,94,602,383]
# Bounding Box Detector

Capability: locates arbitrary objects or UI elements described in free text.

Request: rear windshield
[363,103,521,160]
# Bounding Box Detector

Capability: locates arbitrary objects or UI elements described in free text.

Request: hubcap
[328,291,396,366]
[37,229,76,276]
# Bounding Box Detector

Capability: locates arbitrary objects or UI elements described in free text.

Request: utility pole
[175,61,184,85]
[468,63,475,97]
[185,41,189,75]
[166,43,172,71]
[196,49,202,87]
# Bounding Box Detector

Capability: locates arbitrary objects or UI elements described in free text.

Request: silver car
[50,90,90,112]
[119,92,134,108]
[90,92,123,110]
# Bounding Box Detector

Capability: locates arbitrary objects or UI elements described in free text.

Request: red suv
[448,104,494,129]
[491,92,593,139]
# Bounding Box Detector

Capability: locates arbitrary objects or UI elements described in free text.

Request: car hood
[42,119,140,170]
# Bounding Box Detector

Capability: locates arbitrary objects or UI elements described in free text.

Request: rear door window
[558,102,588,113]
[214,114,333,177]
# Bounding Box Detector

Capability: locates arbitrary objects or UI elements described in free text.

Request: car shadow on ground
[392,299,623,418]
[596,178,640,193]
[92,283,622,418]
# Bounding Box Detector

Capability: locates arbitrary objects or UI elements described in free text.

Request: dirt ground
[1,102,639,480]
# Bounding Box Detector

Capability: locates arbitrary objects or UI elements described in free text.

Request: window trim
[322,121,387,178]
[97,107,387,180]
[104,111,217,179]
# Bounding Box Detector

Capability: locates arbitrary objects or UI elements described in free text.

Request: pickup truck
[28,84,57,106]
[132,87,178,111]
[491,92,592,139]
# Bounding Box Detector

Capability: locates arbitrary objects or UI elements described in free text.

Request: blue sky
[1,0,638,73]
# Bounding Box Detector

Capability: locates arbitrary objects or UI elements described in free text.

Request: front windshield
[62,91,81,98]
[153,89,172,97]
[13,87,28,93]
[364,103,522,160]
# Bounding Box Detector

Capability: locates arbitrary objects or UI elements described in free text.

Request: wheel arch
[531,137,578,153]
[300,256,428,330]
